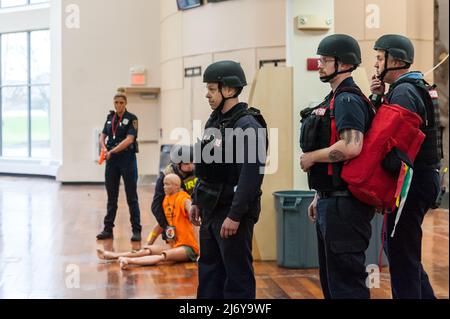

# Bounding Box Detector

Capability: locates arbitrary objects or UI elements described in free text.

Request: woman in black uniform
[96,88,142,242]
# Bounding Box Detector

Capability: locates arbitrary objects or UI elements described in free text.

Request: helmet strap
[217,83,241,112]
[378,51,411,82]
[320,58,357,83]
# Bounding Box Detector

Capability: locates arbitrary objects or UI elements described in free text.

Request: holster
[195,180,224,211]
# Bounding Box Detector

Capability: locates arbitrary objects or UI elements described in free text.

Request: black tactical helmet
[317,34,362,65]
[374,34,414,64]
[203,60,247,88]
[170,145,194,164]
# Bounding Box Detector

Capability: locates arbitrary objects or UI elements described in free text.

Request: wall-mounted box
[307,58,320,71]
[296,15,332,31]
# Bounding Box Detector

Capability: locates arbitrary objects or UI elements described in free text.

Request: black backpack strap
[221,106,269,151]
[247,107,268,128]
[221,108,248,130]
[222,107,268,129]
[390,77,430,96]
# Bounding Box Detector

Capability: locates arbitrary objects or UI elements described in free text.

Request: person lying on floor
[97,174,199,270]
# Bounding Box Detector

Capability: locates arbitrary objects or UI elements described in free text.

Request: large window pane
[1,32,28,85]
[0,0,27,8]
[2,86,28,157]
[1,29,50,159]
[31,85,50,158]
[31,30,50,84]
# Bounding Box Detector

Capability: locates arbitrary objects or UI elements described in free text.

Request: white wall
[54,0,161,182]
[334,0,435,85]
[181,0,285,56]
[159,0,286,145]
[287,0,334,190]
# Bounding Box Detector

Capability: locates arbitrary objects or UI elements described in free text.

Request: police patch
[133,120,138,130]
[123,119,129,125]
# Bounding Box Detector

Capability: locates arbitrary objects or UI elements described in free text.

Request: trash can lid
[273,190,316,198]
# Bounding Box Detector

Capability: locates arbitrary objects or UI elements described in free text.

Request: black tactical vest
[300,85,374,192]
[386,78,443,168]
[195,105,267,186]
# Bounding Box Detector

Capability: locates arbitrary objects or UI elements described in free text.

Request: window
[0,0,48,8]
[176,0,202,11]
[1,29,50,158]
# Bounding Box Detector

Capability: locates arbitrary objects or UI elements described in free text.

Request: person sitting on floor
[97,174,199,270]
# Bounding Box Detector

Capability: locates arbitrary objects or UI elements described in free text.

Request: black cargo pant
[316,195,375,299]
[384,168,439,299]
[103,151,142,233]
[197,205,256,299]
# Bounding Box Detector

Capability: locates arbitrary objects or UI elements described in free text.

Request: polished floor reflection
[0,176,448,299]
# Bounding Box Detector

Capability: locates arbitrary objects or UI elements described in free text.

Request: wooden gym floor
[0,176,448,299]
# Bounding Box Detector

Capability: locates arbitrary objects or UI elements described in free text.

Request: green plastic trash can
[274,190,388,269]
[273,191,319,269]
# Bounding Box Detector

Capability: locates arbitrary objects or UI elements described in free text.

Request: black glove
[382,147,413,176]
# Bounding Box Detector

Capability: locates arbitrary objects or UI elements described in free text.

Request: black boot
[96,229,113,240]
[131,231,141,242]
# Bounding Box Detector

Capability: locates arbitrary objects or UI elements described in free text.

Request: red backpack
[341,103,425,210]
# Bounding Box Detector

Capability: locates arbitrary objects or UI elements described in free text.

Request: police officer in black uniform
[371,35,443,299]
[97,89,142,242]
[189,61,267,299]
[151,145,197,239]
[300,35,375,299]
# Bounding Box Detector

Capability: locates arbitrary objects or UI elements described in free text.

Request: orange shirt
[163,191,199,255]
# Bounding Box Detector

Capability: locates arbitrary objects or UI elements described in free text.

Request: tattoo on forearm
[329,150,346,162]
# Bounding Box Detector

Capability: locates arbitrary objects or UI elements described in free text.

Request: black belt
[317,190,351,199]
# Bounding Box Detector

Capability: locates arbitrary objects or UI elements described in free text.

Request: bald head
[163,174,182,195]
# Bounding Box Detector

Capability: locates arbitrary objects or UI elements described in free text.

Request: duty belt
[317,190,351,199]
